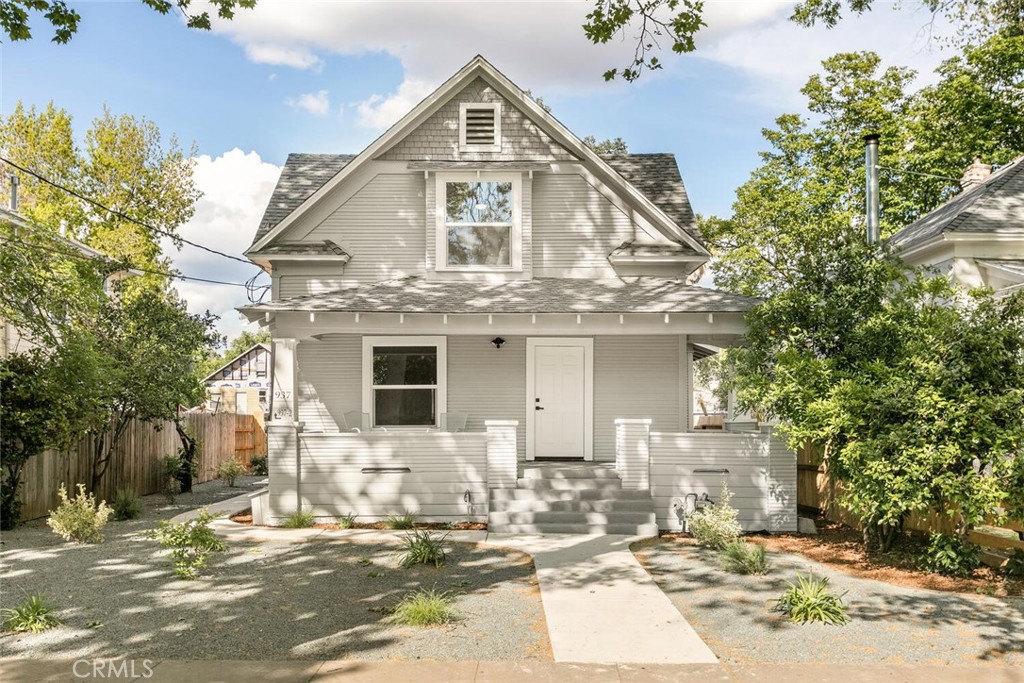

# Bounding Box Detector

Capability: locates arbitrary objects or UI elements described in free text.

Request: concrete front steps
[488,464,658,536]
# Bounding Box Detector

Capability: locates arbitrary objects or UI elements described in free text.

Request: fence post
[615,418,652,490]
[485,420,519,491]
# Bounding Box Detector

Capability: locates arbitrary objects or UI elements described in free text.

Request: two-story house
[240,57,797,534]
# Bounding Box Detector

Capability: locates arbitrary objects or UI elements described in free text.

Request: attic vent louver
[459,102,501,152]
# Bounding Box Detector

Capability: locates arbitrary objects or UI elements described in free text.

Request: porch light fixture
[491,337,506,349]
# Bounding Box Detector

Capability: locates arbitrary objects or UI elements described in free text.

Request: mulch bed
[228,508,486,531]
[658,521,1023,597]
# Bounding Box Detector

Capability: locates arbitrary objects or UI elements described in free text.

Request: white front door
[527,338,593,460]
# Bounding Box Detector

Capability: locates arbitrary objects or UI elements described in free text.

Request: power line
[1,157,255,266]
[875,164,960,182]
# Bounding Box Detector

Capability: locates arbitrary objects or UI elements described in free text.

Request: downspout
[863,134,880,244]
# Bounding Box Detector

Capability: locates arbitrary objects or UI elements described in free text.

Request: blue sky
[0,0,954,340]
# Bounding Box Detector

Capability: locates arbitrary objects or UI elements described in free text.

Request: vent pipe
[9,173,18,212]
[863,134,880,244]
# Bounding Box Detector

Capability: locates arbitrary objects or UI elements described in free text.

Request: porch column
[485,420,519,489]
[615,418,651,490]
[267,339,303,522]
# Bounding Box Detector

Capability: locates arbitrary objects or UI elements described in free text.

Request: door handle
[535,406,544,411]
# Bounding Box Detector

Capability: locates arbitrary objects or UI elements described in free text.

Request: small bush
[688,485,742,550]
[772,573,850,625]
[718,541,769,575]
[158,454,183,503]
[144,508,226,580]
[400,530,449,568]
[390,588,456,626]
[249,455,268,476]
[111,488,143,521]
[918,533,981,578]
[2,594,61,633]
[1004,549,1024,578]
[47,483,112,543]
[337,513,357,529]
[216,458,247,487]
[280,509,316,528]
[385,511,418,530]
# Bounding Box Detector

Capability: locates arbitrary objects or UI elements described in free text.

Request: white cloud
[164,148,280,342]
[286,89,331,116]
[355,79,434,129]
[243,42,322,70]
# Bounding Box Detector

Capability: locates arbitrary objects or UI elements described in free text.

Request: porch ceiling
[240,276,760,318]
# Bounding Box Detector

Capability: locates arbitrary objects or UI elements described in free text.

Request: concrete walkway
[4,659,1022,683]
[182,493,715,664]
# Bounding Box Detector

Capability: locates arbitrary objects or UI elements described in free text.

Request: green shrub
[718,540,769,575]
[772,573,850,625]
[1004,549,1024,578]
[111,488,143,521]
[400,530,449,568]
[688,485,742,550]
[337,512,357,529]
[215,458,247,487]
[389,588,456,626]
[918,533,981,578]
[47,483,112,543]
[249,455,268,476]
[280,509,316,528]
[2,594,61,633]
[385,511,418,530]
[144,508,226,580]
[158,454,183,503]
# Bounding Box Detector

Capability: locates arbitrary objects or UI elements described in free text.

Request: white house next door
[526,338,594,461]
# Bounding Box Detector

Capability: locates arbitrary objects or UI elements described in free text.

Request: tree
[0,0,256,44]
[583,135,630,155]
[1,102,200,274]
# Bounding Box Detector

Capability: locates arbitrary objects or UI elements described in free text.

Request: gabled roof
[240,277,758,317]
[602,154,699,238]
[201,342,271,384]
[247,56,708,257]
[888,155,1024,252]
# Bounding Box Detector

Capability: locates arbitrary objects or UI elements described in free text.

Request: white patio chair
[438,412,468,433]
[342,411,380,433]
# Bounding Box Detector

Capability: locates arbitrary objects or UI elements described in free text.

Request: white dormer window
[436,172,522,271]
[459,103,501,152]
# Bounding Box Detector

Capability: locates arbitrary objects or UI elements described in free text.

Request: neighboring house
[200,342,272,421]
[240,56,797,534]
[889,156,1024,294]
[0,204,140,358]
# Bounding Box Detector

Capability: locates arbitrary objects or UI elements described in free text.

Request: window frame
[361,336,448,429]
[458,102,501,152]
[435,172,522,272]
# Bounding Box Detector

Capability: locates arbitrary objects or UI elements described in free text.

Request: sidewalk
[3,659,1022,683]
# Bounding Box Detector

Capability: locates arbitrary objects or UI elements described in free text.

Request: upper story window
[459,103,501,152]
[436,172,522,271]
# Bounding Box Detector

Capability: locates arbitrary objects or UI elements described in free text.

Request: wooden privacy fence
[17,412,268,521]
[797,442,1024,557]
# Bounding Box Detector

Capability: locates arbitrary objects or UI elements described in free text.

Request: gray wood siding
[296,432,488,521]
[447,336,527,460]
[594,336,680,462]
[649,432,798,532]
[299,173,426,283]
[532,173,659,275]
[378,77,576,162]
[296,335,361,432]
[277,267,348,298]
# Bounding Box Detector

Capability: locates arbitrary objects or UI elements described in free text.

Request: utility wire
[874,164,960,182]
[1,157,255,266]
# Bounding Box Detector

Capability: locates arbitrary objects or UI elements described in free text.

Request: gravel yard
[0,478,550,661]
[633,538,1024,667]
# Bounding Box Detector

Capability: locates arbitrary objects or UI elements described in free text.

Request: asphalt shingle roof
[249,152,701,251]
[258,240,350,257]
[241,277,759,315]
[609,239,703,258]
[888,156,1024,251]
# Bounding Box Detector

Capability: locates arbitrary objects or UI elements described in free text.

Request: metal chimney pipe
[863,134,880,244]
[9,173,18,212]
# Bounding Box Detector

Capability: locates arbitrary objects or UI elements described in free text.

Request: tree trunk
[91,414,130,492]
[0,460,26,530]
[174,418,196,493]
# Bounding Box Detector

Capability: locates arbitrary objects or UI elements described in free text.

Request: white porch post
[615,418,652,490]
[486,420,519,490]
[268,339,303,522]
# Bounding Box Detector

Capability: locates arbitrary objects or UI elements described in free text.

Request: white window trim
[435,172,522,272]
[459,102,502,152]
[362,336,447,429]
